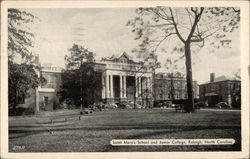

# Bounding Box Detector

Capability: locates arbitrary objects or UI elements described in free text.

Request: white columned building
[97,52,153,106]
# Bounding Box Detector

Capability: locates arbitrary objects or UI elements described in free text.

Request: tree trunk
[134,77,137,109]
[13,88,18,111]
[184,42,194,113]
[152,68,156,101]
[170,75,175,101]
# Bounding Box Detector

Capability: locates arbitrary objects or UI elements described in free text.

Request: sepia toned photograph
[1,1,249,159]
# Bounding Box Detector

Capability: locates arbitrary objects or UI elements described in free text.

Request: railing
[105,63,151,72]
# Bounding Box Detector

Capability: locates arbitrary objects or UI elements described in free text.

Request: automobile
[90,102,104,111]
[194,102,207,109]
[216,102,231,108]
[81,107,93,114]
[104,102,118,109]
[170,104,176,108]
[119,101,132,109]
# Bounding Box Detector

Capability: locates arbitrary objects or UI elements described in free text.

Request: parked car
[82,107,93,114]
[89,102,106,111]
[216,102,231,108]
[104,102,118,109]
[119,101,133,109]
[170,104,176,108]
[194,102,207,109]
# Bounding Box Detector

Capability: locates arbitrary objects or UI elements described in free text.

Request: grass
[9,108,241,152]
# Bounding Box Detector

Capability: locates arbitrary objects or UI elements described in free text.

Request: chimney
[33,54,40,66]
[210,73,215,82]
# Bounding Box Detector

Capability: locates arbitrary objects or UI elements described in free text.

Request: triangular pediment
[119,52,130,60]
[101,52,139,64]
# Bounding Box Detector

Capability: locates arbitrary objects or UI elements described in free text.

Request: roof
[101,52,141,64]
[201,75,240,85]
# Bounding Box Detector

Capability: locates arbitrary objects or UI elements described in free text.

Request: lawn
[9,109,241,152]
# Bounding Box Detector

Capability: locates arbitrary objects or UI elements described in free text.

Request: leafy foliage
[8,61,39,109]
[59,44,102,107]
[8,9,40,112]
[8,8,38,63]
[65,44,95,69]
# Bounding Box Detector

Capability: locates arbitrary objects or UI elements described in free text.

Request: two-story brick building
[199,73,241,107]
[37,63,63,111]
[154,73,198,104]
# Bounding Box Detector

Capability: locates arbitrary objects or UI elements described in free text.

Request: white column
[101,76,104,98]
[35,87,40,111]
[110,74,113,98]
[119,75,123,98]
[122,76,124,97]
[106,74,109,98]
[135,75,138,97]
[124,76,127,98]
[146,77,149,97]
[148,77,152,98]
[138,77,141,97]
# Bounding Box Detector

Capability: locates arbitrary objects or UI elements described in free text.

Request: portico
[100,52,153,104]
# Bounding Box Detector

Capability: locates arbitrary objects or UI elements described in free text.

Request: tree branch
[232,7,240,13]
[169,8,185,43]
[186,8,194,28]
[187,7,204,41]
[147,23,173,27]
[153,33,176,52]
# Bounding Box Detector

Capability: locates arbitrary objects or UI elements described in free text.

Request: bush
[9,107,35,116]
[22,108,35,115]
[119,101,143,109]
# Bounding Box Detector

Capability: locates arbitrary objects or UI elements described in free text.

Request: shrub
[9,107,35,116]
[22,108,35,115]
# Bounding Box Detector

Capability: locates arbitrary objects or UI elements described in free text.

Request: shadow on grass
[9,123,241,140]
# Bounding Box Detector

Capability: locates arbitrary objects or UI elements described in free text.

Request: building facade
[154,73,198,104]
[32,52,153,111]
[98,52,154,106]
[36,63,63,111]
[199,73,241,107]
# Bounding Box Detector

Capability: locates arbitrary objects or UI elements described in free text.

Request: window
[44,96,49,106]
[203,85,206,92]
[211,84,215,91]
[185,94,187,99]
[167,93,171,99]
[159,90,163,99]
[175,92,179,99]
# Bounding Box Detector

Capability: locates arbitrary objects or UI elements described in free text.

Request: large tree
[8,8,37,63]
[128,7,240,112]
[8,9,40,111]
[8,61,39,110]
[59,44,102,109]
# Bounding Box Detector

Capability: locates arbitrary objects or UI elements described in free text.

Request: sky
[25,8,240,84]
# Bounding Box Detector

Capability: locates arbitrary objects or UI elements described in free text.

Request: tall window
[175,92,179,99]
[44,96,49,106]
[159,90,163,99]
[167,93,171,99]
